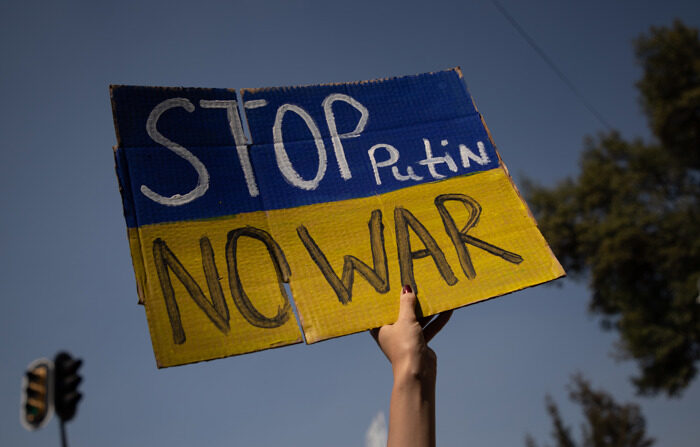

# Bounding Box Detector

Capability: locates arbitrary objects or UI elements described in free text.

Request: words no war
[110,68,565,367]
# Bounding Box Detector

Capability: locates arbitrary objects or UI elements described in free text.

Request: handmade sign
[110,68,565,367]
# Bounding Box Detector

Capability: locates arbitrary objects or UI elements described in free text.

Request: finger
[423,309,453,343]
[398,286,418,323]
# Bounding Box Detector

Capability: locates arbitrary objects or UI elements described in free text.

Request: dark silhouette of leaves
[525,21,700,396]
[526,375,655,447]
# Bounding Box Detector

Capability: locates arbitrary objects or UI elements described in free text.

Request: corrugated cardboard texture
[110,69,564,367]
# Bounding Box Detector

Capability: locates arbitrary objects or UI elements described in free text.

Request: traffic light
[53,352,83,422]
[21,359,53,430]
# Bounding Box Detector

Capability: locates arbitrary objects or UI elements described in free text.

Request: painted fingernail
[402,284,412,294]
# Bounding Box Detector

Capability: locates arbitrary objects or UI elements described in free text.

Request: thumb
[398,285,418,323]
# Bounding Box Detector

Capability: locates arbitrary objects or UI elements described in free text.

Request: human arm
[371,285,452,447]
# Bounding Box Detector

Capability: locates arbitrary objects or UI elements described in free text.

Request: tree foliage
[636,21,700,169]
[524,21,700,396]
[526,375,655,447]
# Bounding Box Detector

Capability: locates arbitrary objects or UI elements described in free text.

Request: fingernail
[402,284,412,294]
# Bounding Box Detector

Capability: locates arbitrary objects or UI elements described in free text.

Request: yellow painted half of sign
[266,167,565,343]
[135,211,303,368]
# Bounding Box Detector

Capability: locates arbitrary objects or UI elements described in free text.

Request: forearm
[376,288,447,447]
[387,366,436,447]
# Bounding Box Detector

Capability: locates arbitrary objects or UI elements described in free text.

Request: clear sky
[1,0,699,446]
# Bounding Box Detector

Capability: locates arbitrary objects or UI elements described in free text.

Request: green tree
[525,21,700,396]
[526,375,655,447]
[636,21,700,169]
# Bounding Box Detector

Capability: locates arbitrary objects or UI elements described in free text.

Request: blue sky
[1,1,699,445]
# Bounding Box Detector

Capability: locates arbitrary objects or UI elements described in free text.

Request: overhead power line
[490,0,613,131]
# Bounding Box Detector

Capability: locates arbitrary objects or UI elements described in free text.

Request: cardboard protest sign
[110,68,565,367]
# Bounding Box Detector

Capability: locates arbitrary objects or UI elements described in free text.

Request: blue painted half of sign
[241,70,479,144]
[111,69,500,227]
[111,86,238,148]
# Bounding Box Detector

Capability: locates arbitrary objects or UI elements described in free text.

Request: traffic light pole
[54,351,82,447]
[59,418,68,447]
